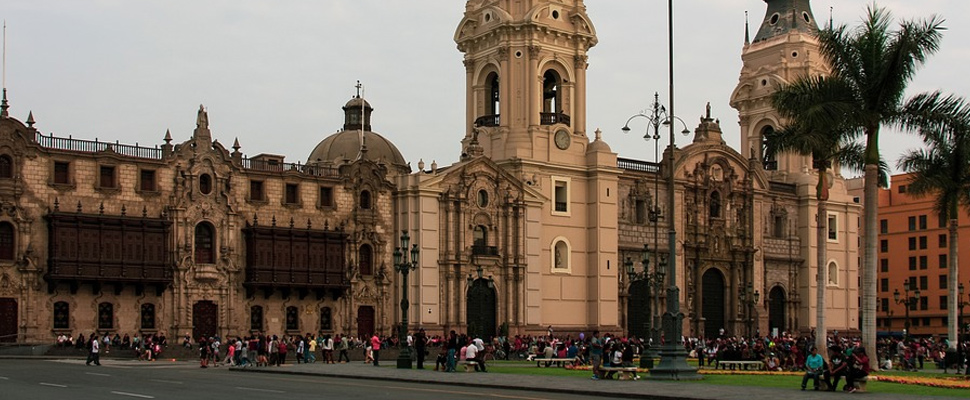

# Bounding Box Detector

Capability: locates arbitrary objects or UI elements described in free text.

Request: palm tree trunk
[949,217,959,349]
[862,163,879,370]
[816,193,828,358]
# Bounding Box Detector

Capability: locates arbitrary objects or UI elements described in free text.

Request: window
[880,259,889,273]
[552,178,569,214]
[541,70,562,121]
[250,306,263,332]
[285,306,299,331]
[98,302,114,330]
[141,303,156,330]
[194,222,215,264]
[919,255,927,270]
[919,275,928,290]
[939,234,947,248]
[940,275,948,289]
[99,165,116,188]
[250,180,264,201]
[486,72,500,120]
[827,262,839,286]
[919,296,928,311]
[319,186,334,207]
[139,169,156,192]
[879,219,888,234]
[53,161,70,184]
[940,254,948,269]
[320,307,332,331]
[552,238,570,272]
[908,237,916,250]
[908,257,916,270]
[284,183,299,204]
[880,240,888,253]
[919,236,927,249]
[881,298,889,313]
[898,185,907,194]
[473,225,487,247]
[773,215,786,238]
[919,215,927,230]
[635,200,647,224]
[360,190,372,209]
[0,222,14,261]
[880,278,888,292]
[908,216,916,231]
[939,213,947,228]
[358,244,373,276]
[199,173,212,194]
[53,301,70,330]
[710,191,722,219]
[940,296,948,310]
[827,214,838,241]
[478,190,489,208]
[0,155,12,179]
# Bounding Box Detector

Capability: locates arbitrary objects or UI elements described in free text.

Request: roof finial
[744,11,750,45]
[0,88,8,118]
[829,6,834,29]
[355,80,362,99]
[26,110,34,127]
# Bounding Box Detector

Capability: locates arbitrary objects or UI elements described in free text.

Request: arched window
[141,303,156,330]
[552,239,570,271]
[761,126,778,170]
[250,306,264,332]
[0,155,12,179]
[320,307,332,331]
[285,306,299,331]
[199,174,212,194]
[710,191,722,219]
[827,261,839,286]
[0,222,14,261]
[98,302,114,330]
[53,301,70,330]
[360,190,372,210]
[487,72,500,119]
[473,225,487,247]
[194,222,215,264]
[358,244,373,276]
[542,70,561,116]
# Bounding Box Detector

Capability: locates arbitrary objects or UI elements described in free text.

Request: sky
[3,1,968,176]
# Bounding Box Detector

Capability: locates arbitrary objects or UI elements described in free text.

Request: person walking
[86,335,101,366]
[323,334,335,363]
[801,347,823,390]
[337,334,351,363]
[370,333,381,366]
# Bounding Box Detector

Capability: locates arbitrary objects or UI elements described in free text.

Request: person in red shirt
[845,347,871,393]
[370,333,381,366]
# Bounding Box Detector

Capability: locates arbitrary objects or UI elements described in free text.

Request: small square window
[284,183,299,204]
[880,278,888,292]
[918,215,927,230]
[879,219,888,234]
[919,236,927,249]
[552,178,570,214]
[908,237,916,250]
[880,240,888,253]
[939,275,947,290]
[919,275,928,290]
[880,259,889,273]
[827,214,838,241]
[319,186,334,208]
[919,255,927,270]
[898,185,907,193]
[140,170,156,192]
[919,296,928,311]
[940,296,948,310]
[908,257,916,270]
[99,166,117,188]
[939,234,947,248]
[907,216,916,231]
[250,180,264,201]
[53,161,71,184]
[940,253,948,268]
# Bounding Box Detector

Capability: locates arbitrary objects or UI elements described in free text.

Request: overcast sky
[3,1,968,176]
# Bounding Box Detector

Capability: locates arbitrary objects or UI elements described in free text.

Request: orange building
[853,173,970,339]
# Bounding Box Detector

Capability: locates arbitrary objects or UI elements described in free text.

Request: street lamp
[624,244,666,368]
[738,282,761,337]
[393,231,419,369]
[958,283,967,345]
[893,281,921,341]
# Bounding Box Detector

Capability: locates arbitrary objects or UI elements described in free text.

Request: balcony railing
[242,158,340,177]
[474,114,500,127]
[618,158,661,173]
[540,112,570,126]
[34,132,163,160]
[471,245,499,256]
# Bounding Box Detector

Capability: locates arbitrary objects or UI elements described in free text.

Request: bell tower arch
[455,1,597,163]
[730,0,826,180]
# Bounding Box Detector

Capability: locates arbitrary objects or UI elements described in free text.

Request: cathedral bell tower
[455,0,597,163]
[730,0,826,181]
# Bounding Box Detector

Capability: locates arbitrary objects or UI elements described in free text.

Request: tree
[769,5,948,366]
[898,92,970,348]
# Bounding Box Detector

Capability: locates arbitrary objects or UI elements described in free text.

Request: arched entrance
[627,279,650,339]
[0,298,16,342]
[357,306,375,339]
[768,286,787,335]
[701,269,726,338]
[192,301,218,341]
[466,278,497,339]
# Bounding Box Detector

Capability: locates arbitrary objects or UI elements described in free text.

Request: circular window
[199,174,212,195]
[803,12,811,23]
[791,51,798,58]
[769,13,779,25]
[485,13,491,22]
[515,50,523,58]
[552,10,560,20]
[478,190,489,208]
[761,79,768,87]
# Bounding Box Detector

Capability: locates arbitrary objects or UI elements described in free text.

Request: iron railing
[34,132,163,160]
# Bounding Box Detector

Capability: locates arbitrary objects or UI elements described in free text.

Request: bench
[600,366,639,380]
[716,360,764,371]
[852,375,869,393]
[458,360,479,372]
[535,357,577,367]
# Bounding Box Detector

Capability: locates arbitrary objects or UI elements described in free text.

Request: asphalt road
[0,359,614,400]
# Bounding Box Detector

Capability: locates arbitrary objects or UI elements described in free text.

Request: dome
[306,130,407,166]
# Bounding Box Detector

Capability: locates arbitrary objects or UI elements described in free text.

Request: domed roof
[307,129,406,166]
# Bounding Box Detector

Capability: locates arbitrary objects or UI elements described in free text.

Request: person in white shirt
[465,341,484,371]
[86,336,101,366]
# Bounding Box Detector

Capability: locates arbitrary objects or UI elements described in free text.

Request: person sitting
[823,346,848,391]
[541,343,555,367]
[801,347,824,391]
[845,347,871,393]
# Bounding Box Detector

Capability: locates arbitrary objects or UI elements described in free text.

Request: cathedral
[0,0,859,343]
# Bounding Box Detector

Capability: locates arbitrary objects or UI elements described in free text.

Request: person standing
[276,336,288,366]
[199,337,210,368]
[415,328,428,369]
[801,347,824,390]
[306,334,316,363]
[446,330,459,372]
[370,333,381,366]
[589,331,603,380]
[337,334,351,363]
[86,335,101,366]
[323,334,335,363]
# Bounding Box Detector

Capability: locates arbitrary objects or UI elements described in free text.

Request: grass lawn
[484,361,969,397]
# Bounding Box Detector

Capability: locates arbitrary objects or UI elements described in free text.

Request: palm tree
[769,5,949,366]
[763,116,871,359]
[898,92,970,349]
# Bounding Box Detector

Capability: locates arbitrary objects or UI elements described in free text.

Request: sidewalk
[230,360,957,400]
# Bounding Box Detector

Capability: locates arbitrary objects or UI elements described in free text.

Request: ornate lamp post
[893,281,920,341]
[393,231,419,369]
[738,282,761,337]
[624,244,666,368]
[958,283,967,345]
